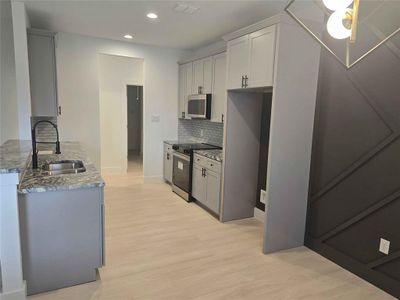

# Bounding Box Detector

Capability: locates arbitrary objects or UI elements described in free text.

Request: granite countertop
[164,140,179,145]
[0,140,32,174]
[19,142,105,194]
[194,149,223,162]
[0,140,104,193]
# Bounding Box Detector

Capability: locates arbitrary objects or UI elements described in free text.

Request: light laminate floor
[29,161,395,300]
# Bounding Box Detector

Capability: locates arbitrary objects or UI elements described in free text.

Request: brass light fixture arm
[350,0,360,43]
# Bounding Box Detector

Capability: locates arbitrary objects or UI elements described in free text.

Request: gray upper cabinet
[192,57,213,95]
[28,29,59,117]
[178,52,226,123]
[178,62,192,119]
[226,25,276,89]
[211,52,226,123]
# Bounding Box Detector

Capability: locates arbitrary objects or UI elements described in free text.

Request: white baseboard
[143,175,163,183]
[101,167,127,174]
[254,207,265,223]
[0,281,27,300]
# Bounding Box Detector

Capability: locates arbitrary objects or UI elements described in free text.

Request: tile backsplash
[178,119,224,147]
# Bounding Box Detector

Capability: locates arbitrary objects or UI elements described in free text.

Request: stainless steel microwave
[187,94,212,119]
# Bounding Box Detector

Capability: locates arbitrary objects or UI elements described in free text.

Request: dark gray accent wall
[306,32,400,298]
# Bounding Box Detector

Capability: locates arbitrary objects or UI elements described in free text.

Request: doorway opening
[127,85,143,175]
[98,53,144,174]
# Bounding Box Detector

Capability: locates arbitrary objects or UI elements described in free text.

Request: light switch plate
[379,238,390,255]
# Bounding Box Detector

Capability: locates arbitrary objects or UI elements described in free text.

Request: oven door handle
[173,152,190,162]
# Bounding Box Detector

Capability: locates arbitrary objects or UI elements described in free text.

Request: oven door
[172,152,190,199]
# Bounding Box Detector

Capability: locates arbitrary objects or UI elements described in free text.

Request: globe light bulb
[323,0,353,11]
[326,9,352,39]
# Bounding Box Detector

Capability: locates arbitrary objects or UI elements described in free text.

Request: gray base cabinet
[192,154,222,215]
[18,187,104,295]
[163,143,173,183]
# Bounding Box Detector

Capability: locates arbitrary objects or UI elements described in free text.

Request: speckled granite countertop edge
[193,149,223,162]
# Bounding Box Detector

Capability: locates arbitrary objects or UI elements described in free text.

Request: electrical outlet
[200,129,204,137]
[260,189,267,205]
[379,238,390,255]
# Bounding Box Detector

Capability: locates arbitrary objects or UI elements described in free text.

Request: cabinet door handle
[244,75,248,88]
[58,105,62,115]
[167,153,170,160]
[221,114,224,123]
[241,76,244,88]
[201,168,204,177]
[203,169,206,177]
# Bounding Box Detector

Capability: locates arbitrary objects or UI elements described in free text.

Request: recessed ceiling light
[124,34,133,39]
[146,12,158,19]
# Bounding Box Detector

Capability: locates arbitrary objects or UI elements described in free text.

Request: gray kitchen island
[7,141,105,295]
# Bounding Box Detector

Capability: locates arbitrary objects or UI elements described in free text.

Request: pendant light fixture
[285,0,400,69]
[323,0,360,42]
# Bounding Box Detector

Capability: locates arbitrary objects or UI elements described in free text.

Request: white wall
[0,0,19,144]
[98,54,143,172]
[56,33,186,179]
[11,1,31,140]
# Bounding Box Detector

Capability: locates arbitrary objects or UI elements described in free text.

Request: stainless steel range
[172,143,221,201]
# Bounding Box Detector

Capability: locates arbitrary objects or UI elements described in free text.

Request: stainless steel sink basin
[42,160,86,175]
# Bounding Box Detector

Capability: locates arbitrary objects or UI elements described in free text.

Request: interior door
[192,164,206,202]
[248,26,276,88]
[211,52,226,123]
[206,169,221,214]
[127,86,142,152]
[226,35,249,90]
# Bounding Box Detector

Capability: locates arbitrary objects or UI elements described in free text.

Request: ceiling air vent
[174,3,199,14]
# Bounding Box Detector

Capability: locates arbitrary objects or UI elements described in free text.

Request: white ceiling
[22,0,287,50]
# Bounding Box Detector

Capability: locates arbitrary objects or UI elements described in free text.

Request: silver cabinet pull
[241,76,244,88]
[221,114,224,123]
[244,75,248,88]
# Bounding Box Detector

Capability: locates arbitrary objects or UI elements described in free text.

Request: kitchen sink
[42,160,86,175]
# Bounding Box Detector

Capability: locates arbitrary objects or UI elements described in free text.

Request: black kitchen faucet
[31,120,61,169]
